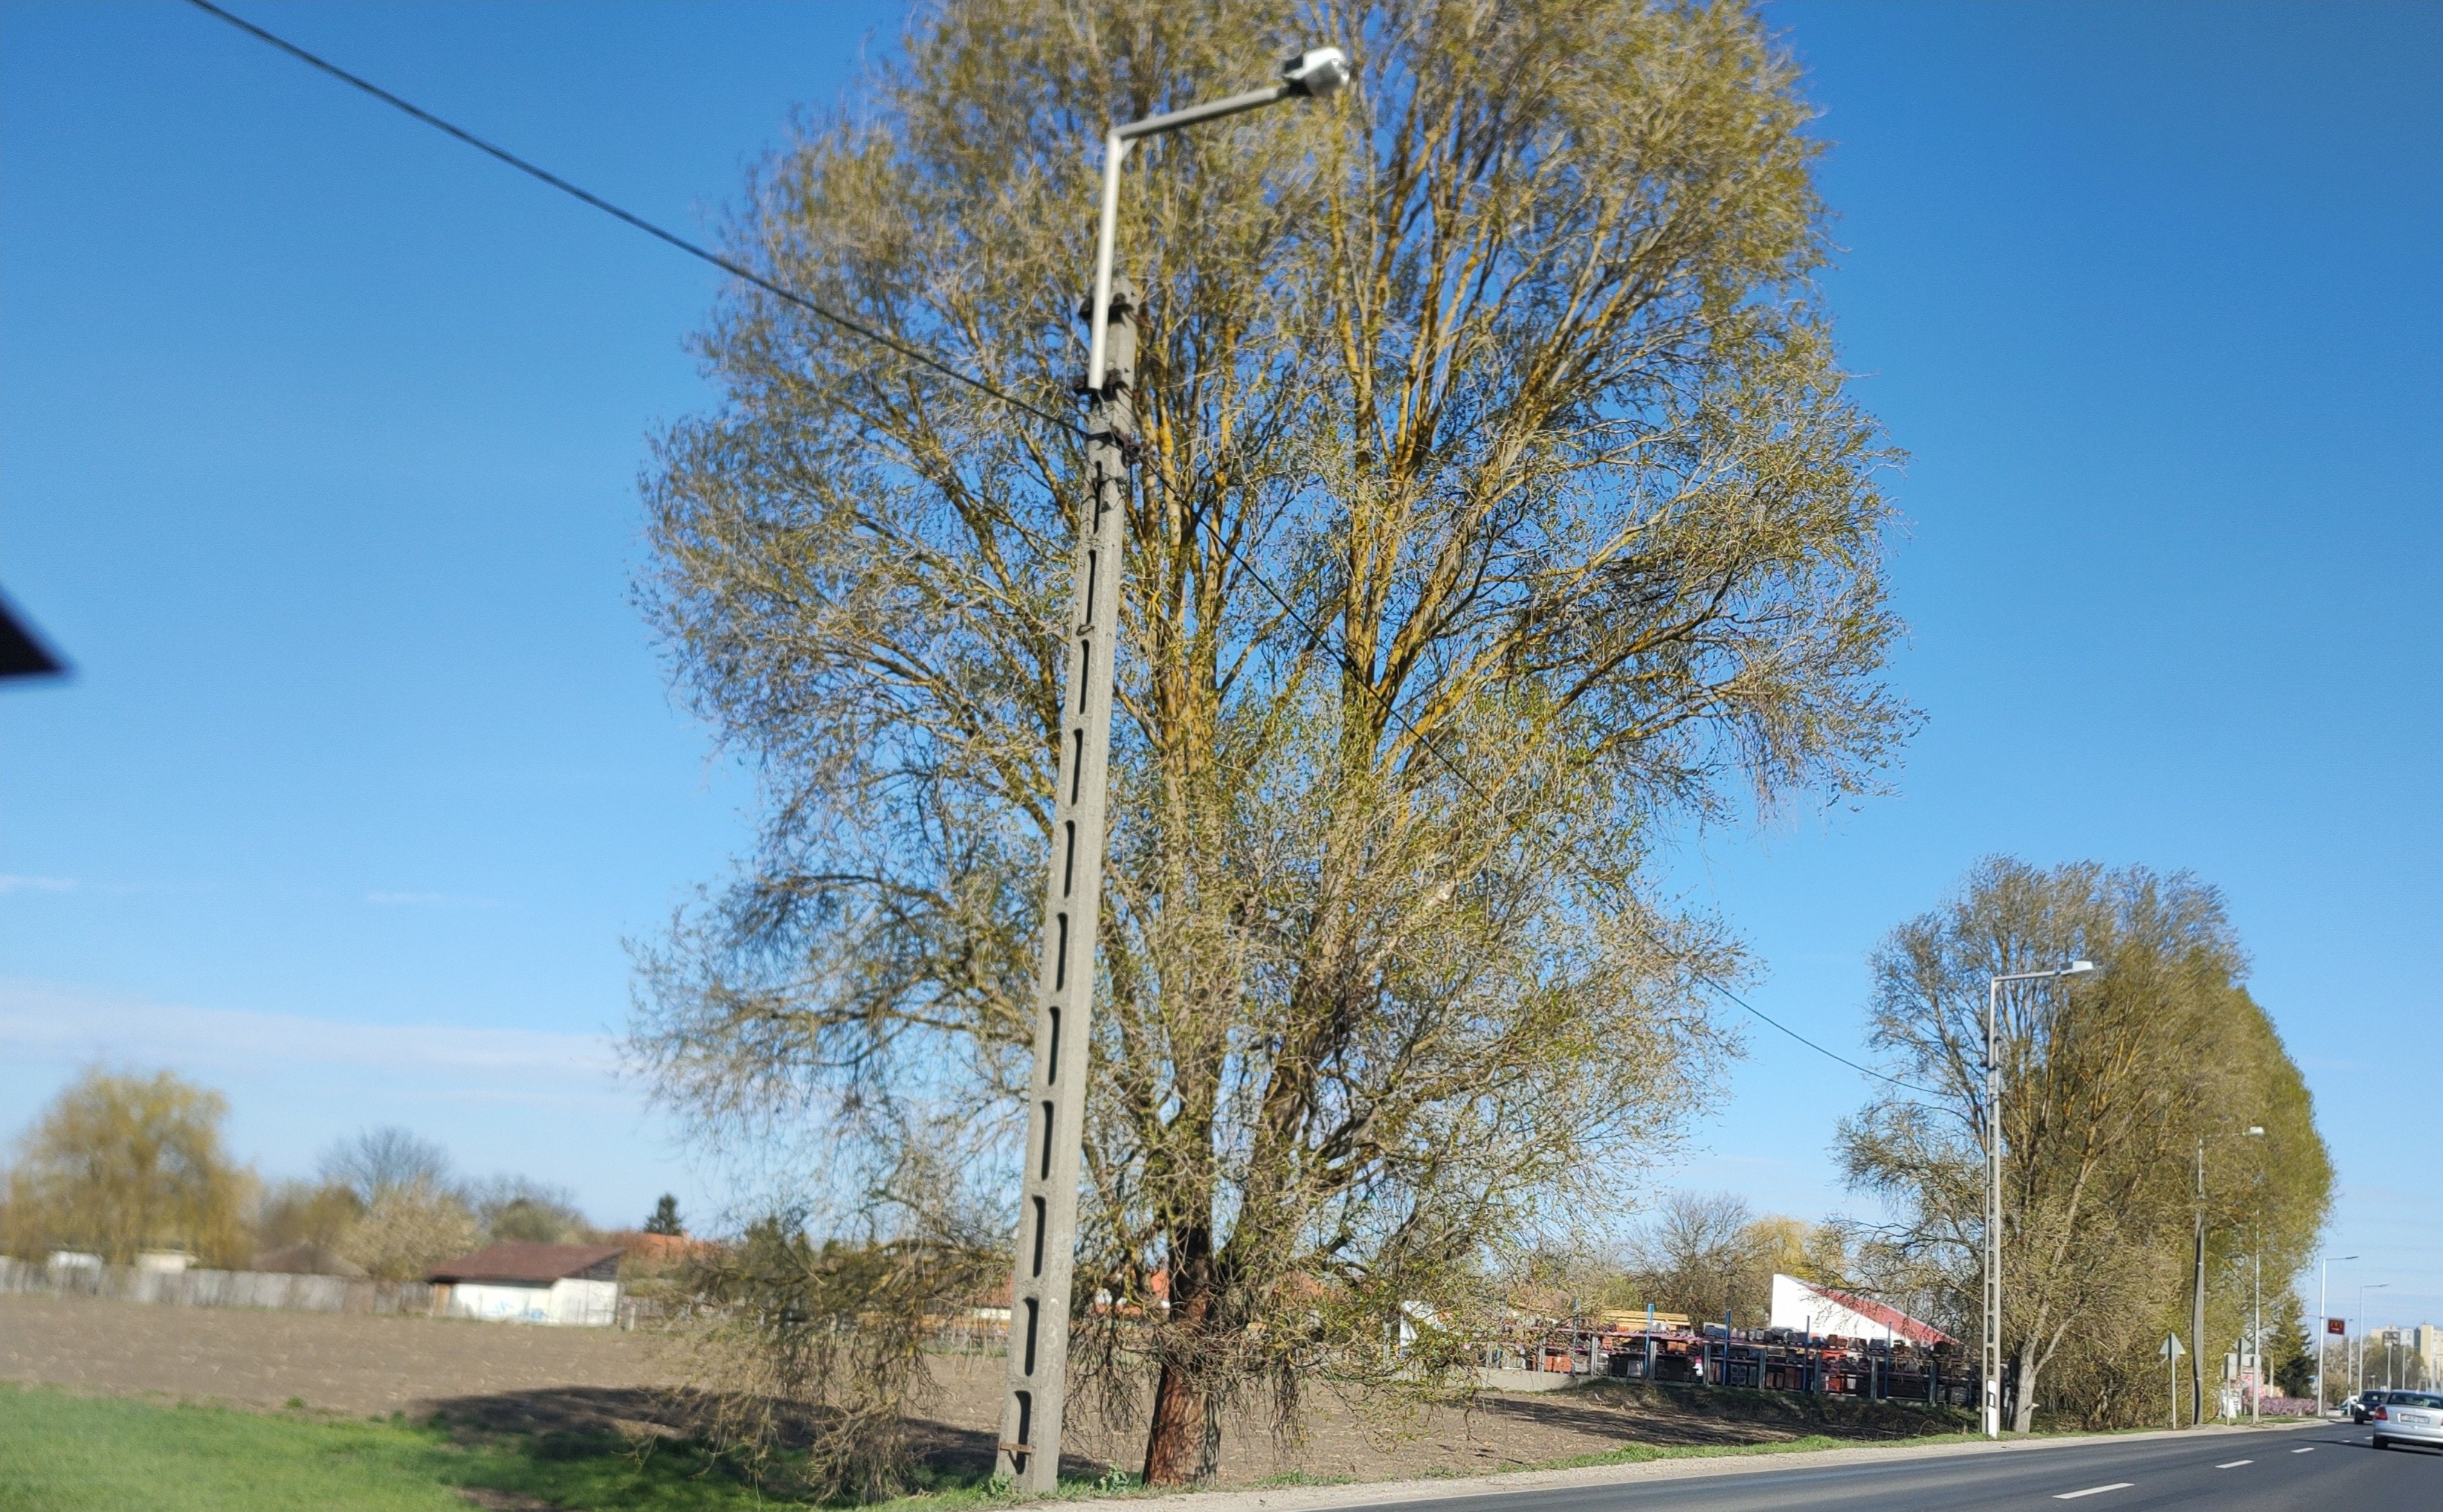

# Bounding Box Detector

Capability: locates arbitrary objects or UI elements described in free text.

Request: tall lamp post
[2314,1253,2357,1416]
[2191,1124,2264,1425]
[2249,1221,2261,1423]
[1983,960,2095,1440]
[995,45,1351,1495]
[2354,1282,2389,1401]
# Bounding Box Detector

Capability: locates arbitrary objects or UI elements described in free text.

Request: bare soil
[0,1293,1963,1487]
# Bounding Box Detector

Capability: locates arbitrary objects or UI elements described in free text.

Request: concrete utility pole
[1983,961,2093,1439]
[993,273,1137,1496]
[993,46,1350,1495]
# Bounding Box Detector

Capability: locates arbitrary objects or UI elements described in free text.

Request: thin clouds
[364,891,502,908]
[0,980,615,1082]
[0,980,697,1221]
[0,874,79,893]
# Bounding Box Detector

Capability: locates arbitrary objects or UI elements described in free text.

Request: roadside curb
[1111,1417,2323,1512]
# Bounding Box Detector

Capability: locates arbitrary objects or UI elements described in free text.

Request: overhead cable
[181,0,1085,441]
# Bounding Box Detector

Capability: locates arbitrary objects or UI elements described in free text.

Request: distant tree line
[0,1069,652,1281]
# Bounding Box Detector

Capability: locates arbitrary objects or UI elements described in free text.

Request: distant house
[1769,1273,1955,1347]
[427,1242,622,1326]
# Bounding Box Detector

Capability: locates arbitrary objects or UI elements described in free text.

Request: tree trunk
[2011,1337,2042,1433]
[1143,1242,1218,1485]
[1142,1357,1207,1486]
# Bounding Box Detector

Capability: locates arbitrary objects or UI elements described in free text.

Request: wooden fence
[0,1256,438,1316]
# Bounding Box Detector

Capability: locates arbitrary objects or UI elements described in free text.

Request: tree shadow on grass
[414,1386,1104,1508]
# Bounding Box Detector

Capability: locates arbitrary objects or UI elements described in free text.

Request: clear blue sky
[3,2,2435,1326]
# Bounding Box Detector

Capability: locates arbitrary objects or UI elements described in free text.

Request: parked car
[2370,1391,2443,1453]
[2349,1390,2389,1424]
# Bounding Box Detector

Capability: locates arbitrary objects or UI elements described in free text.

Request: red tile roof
[1790,1276,1957,1346]
[427,1242,624,1285]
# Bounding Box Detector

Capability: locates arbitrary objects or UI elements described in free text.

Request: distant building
[1769,1273,1955,1347]
[135,1250,196,1276]
[427,1242,622,1326]
[2415,1324,2442,1382]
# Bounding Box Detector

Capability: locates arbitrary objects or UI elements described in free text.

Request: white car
[2371,1390,2443,1453]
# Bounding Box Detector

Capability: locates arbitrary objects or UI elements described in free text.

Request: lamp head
[2246,1125,2265,1137]
[2063,960,2097,975]
[1282,45,1352,98]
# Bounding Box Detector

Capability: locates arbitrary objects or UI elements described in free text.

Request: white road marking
[2216,1459,2253,1468]
[2054,1486,2134,1501]
[2293,1447,2317,1453]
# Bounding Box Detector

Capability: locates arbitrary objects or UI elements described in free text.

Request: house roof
[427,1242,624,1285]
[1782,1275,1956,1347]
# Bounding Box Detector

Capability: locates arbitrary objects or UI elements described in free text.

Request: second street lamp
[2316,1253,2358,1415]
[2355,1282,2389,1400]
[2190,1123,2263,1425]
[996,45,1349,1495]
[1983,959,2094,1439]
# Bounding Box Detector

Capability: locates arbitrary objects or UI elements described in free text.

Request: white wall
[1771,1273,1900,1342]
[549,1277,619,1327]
[447,1281,554,1323]
[443,1277,619,1326]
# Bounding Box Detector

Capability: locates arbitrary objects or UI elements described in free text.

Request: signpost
[2160,1333,2187,1429]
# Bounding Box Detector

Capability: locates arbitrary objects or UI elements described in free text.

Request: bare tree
[318,1127,452,1205]
[1612,1193,1846,1327]
[631,0,1911,1483]
[1621,1192,1751,1325]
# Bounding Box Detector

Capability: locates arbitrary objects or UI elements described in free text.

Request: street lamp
[2315,1253,2358,1416]
[2191,1123,2264,1425]
[1084,47,1350,391]
[2244,1138,2272,1425]
[2355,1282,2389,1400]
[1983,959,2095,1440]
[997,45,1350,1496]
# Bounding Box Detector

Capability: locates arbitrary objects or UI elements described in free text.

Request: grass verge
[0,1383,1032,1512]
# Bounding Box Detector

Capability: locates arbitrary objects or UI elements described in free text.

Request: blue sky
[2,2,2435,1328]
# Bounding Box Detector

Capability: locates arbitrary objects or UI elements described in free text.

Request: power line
[181,0,1085,442]
[183,0,1934,1099]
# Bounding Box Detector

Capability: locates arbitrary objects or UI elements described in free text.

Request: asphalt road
[1340,1425,2441,1512]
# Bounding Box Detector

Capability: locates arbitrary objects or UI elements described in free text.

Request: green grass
[0,1384,882,1512]
[0,1386,1132,1512]
[0,1388,471,1512]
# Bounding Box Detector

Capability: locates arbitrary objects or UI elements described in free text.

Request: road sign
[2160,1333,2187,1360]
[2326,1317,2346,1335]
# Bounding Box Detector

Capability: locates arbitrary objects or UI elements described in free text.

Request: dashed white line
[2216,1459,2253,1468]
[2054,1486,2134,1502]
[2292,1446,2317,1453]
